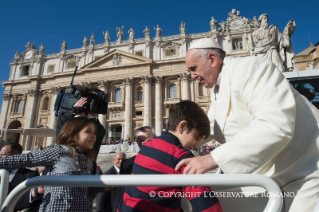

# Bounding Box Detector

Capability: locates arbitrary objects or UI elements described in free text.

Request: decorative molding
[27,89,40,97]
[179,72,190,82]
[2,94,12,100]
[141,75,152,84]
[154,75,163,83]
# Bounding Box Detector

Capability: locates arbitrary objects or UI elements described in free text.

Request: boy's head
[167,100,210,150]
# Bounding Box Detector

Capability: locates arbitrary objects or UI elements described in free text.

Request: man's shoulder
[104,166,116,174]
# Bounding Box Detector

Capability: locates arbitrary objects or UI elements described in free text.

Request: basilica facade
[0,9,294,150]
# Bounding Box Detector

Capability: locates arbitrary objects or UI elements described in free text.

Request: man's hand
[74,97,87,117]
[175,154,218,174]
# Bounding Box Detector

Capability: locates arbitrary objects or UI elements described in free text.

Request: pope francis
[176,38,319,212]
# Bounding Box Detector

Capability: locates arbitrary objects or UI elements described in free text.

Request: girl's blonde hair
[56,117,97,160]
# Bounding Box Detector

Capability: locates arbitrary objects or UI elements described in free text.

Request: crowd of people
[0,37,318,212]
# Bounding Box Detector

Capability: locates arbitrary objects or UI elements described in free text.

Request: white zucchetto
[189,38,222,49]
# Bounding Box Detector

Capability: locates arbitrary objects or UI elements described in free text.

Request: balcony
[10,112,23,118]
[108,102,125,111]
[196,96,211,103]
[163,98,181,107]
[134,100,143,107]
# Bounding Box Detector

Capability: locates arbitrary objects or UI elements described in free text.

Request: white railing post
[0,170,9,208]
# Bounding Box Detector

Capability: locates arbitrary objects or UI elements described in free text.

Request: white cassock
[208,56,319,212]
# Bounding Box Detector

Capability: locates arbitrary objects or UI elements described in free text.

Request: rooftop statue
[61,40,67,51]
[103,31,110,43]
[154,25,162,38]
[116,26,124,42]
[128,28,135,40]
[143,26,150,39]
[251,14,296,72]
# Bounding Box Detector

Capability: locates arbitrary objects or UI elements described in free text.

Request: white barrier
[0,173,283,212]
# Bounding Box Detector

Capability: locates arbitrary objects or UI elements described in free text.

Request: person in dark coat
[0,143,43,212]
[96,152,126,212]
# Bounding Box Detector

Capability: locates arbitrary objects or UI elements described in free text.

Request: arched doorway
[7,120,22,144]
[109,125,122,142]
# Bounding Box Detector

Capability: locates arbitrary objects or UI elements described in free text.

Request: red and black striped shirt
[117,131,223,212]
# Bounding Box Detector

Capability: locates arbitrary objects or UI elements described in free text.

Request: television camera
[54,66,108,116]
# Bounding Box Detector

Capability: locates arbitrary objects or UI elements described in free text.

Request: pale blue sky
[0,0,318,110]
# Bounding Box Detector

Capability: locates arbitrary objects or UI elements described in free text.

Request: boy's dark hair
[6,143,23,155]
[167,100,210,139]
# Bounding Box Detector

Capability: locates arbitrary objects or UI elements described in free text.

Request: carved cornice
[179,72,190,82]
[141,75,152,84]
[27,89,40,97]
[2,94,12,100]
[50,86,60,94]
[123,77,133,86]
[81,82,92,89]
[98,80,109,89]
[154,75,163,83]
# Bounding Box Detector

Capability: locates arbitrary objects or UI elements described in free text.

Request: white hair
[191,48,226,60]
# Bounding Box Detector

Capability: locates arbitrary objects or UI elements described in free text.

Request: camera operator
[56,96,106,174]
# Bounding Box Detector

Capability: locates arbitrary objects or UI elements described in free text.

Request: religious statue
[154,25,162,38]
[90,34,95,45]
[210,17,218,32]
[143,26,150,39]
[61,40,67,51]
[128,28,135,40]
[83,36,89,47]
[281,19,297,71]
[103,31,110,43]
[13,51,20,61]
[251,14,296,72]
[250,16,259,28]
[116,26,124,42]
[180,22,186,35]
[227,9,241,21]
[219,21,226,32]
[25,42,35,50]
[39,43,45,54]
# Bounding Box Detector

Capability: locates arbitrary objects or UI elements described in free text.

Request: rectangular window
[165,49,177,57]
[47,65,55,73]
[232,38,243,50]
[67,61,77,69]
[21,66,30,76]
[135,51,143,56]
[136,111,143,116]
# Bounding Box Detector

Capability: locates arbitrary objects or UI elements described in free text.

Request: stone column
[155,41,161,60]
[190,80,195,101]
[154,76,163,136]
[123,77,133,139]
[58,54,64,72]
[145,41,151,58]
[24,89,40,150]
[0,94,12,131]
[179,72,190,100]
[47,87,59,146]
[141,75,152,127]
[98,80,109,140]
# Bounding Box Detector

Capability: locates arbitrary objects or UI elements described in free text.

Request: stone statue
[116,26,124,42]
[90,34,95,45]
[154,25,162,38]
[251,14,296,72]
[25,42,35,50]
[128,28,135,40]
[306,62,314,70]
[143,26,150,39]
[39,43,45,54]
[103,31,110,43]
[180,22,186,34]
[219,21,226,32]
[250,16,259,28]
[227,9,241,21]
[61,40,67,51]
[210,17,218,31]
[14,51,20,61]
[83,36,88,47]
[281,19,296,71]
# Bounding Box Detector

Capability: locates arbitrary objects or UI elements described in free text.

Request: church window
[47,65,55,73]
[42,97,49,110]
[169,84,177,98]
[165,48,177,57]
[67,61,77,69]
[136,111,142,116]
[21,66,30,76]
[135,51,143,56]
[137,87,143,101]
[115,88,122,102]
[16,100,24,113]
[232,38,243,50]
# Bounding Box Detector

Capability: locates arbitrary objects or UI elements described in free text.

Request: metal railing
[0,170,9,207]
[0,172,283,212]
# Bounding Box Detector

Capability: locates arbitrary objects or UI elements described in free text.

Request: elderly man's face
[113,152,126,168]
[185,50,221,88]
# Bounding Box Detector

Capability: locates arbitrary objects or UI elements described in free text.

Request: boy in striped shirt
[118,100,223,212]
